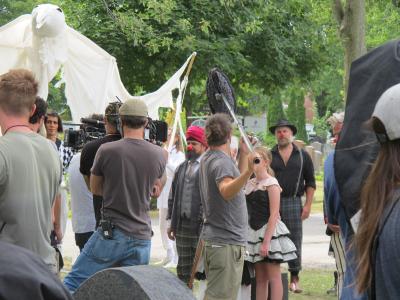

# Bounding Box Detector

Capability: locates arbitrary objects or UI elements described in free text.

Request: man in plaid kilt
[167,125,207,284]
[269,119,316,293]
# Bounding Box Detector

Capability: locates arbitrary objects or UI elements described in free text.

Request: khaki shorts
[203,241,245,300]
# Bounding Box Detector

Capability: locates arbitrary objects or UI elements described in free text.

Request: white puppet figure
[0,4,195,121]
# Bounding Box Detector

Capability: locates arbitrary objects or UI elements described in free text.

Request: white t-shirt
[68,153,96,233]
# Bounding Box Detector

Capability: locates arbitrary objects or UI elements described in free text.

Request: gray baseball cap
[119,98,148,117]
[372,83,400,141]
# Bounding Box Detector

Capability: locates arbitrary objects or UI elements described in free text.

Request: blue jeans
[64,227,151,292]
[341,246,367,300]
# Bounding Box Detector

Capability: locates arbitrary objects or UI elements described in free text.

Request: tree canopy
[0,0,326,114]
[1,0,400,142]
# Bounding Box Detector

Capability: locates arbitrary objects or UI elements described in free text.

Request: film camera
[64,102,168,150]
[144,119,168,145]
[63,118,106,150]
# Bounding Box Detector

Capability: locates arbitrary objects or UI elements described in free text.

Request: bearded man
[269,119,316,293]
[167,125,207,284]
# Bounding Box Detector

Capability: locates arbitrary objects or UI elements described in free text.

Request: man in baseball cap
[167,125,207,285]
[64,98,167,292]
[119,98,149,117]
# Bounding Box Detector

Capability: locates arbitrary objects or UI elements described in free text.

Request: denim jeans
[64,227,151,292]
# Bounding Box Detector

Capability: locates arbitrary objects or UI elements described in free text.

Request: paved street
[62,212,334,270]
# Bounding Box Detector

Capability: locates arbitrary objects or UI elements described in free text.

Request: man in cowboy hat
[269,119,316,293]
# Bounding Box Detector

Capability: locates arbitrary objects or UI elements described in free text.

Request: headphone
[105,100,122,134]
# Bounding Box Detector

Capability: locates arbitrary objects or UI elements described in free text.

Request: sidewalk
[62,212,334,270]
[302,213,334,270]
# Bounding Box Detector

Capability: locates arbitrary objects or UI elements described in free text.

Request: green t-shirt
[0,132,61,267]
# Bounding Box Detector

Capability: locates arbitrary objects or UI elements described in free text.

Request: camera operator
[80,103,121,227]
[64,99,167,292]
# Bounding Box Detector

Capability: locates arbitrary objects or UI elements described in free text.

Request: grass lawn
[289,269,336,300]
[312,180,324,214]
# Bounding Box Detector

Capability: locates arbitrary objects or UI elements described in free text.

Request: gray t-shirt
[91,138,166,239]
[0,132,61,267]
[199,150,247,246]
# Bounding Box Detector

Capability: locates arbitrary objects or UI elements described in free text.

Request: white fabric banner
[0,4,196,121]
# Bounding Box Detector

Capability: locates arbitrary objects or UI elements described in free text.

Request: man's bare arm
[218,152,257,201]
[151,171,167,198]
[90,174,103,196]
[83,175,90,191]
[301,186,315,220]
[160,171,167,189]
[52,193,63,242]
[238,136,257,173]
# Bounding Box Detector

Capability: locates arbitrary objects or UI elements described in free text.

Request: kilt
[175,218,200,284]
[280,196,303,272]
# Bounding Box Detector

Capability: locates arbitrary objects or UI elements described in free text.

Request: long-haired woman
[355,84,400,299]
[245,146,297,300]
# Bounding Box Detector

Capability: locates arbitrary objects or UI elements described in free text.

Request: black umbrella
[206,68,258,162]
[335,39,400,223]
[206,67,236,115]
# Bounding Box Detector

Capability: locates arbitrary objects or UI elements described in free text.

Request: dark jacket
[167,160,203,233]
[0,241,73,300]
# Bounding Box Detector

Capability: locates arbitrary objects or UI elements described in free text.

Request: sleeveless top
[245,177,281,231]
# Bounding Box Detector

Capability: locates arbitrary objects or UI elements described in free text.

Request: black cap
[269,119,297,135]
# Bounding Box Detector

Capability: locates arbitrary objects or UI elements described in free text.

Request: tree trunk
[333,0,366,102]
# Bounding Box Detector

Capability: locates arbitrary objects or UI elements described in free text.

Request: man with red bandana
[167,125,207,284]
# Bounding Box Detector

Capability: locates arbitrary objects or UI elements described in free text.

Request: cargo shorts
[203,241,245,300]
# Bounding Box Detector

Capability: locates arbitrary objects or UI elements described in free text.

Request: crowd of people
[1,67,400,300]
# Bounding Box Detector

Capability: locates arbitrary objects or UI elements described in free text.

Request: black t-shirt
[270,144,316,197]
[80,134,121,176]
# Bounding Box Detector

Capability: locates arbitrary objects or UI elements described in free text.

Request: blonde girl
[244,146,297,300]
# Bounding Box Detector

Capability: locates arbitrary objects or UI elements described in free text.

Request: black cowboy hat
[269,119,297,135]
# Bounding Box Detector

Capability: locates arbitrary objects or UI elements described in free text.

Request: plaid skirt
[245,220,297,264]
